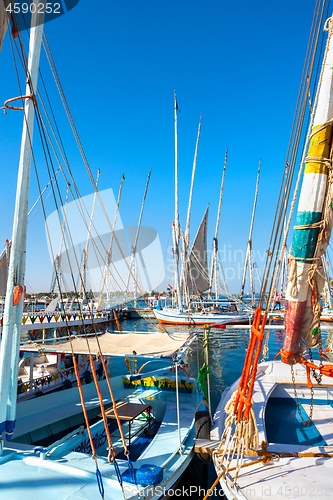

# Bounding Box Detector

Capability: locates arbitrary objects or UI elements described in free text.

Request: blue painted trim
[291,211,321,259]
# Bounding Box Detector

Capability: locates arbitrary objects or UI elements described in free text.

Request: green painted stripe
[291,211,322,260]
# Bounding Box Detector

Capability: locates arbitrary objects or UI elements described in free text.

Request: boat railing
[0,309,114,323]
[17,360,92,398]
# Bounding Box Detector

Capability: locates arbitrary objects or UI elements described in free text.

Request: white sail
[0,240,10,296]
[0,2,11,54]
[187,205,209,295]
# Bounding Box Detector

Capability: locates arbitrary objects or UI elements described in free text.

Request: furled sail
[283,17,333,359]
[0,2,11,54]
[0,240,11,296]
[187,205,209,295]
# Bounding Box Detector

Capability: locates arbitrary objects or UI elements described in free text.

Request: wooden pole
[240,159,261,298]
[209,150,227,300]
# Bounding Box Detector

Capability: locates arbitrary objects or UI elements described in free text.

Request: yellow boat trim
[305,123,333,175]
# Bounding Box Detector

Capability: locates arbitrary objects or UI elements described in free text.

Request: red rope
[113,309,122,332]
[233,306,267,421]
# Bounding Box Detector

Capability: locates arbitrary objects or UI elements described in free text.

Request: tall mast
[0,2,45,438]
[184,115,202,246]
[173,91,182,310]
[240,158,261,300]
[54,182,70,296]
[126,167,152,292]
[209,150,227,300]
[174,90,180,247]
[181,114,202,303]
[80,169,100,296]
[280,164,289,294]
[100,174,124,304]
[172,221,183,311]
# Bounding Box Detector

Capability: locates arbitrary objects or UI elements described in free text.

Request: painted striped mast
[209,150,227,301]
[0,2,45,438]
[240,159,261,300]
[283,17,333,360]
[180,114,202,305]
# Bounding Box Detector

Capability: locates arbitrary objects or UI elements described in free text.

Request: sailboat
[0,5,203,498]
[155,206,250,325]
[203,4,333,500]
[154,96,251,327]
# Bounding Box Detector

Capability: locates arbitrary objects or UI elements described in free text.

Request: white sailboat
[154,206,250,325]
[154,97,250,327]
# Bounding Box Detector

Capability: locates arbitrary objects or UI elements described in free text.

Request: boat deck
[213,360,333,500]
[2,373,198,499]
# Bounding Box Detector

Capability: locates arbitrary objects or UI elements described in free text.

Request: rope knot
[260,441,273,464]
[324,16,333,34]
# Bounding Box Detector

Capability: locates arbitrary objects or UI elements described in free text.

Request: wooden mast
[181,114,202,304]
[209,150,227,300]
[174,90,180,247]
[173,91,182,311]
[100,173,124,306]
[80,169,100,296]
[125,167,152,293]
[240,158,261,300]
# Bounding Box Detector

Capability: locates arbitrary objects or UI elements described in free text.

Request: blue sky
[0,0,321,294]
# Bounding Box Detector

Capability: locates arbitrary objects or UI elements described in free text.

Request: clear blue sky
[0,0,320,294]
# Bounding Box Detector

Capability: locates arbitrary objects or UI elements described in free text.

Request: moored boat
[154,306,251,326]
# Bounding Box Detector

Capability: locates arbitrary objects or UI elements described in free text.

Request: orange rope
[275,350,333,390]
[138,361,149,374]
[98,354,129,456]
[233,306,267,421]
[113,309,122,332]
[2,94,35,112]
[72,356,97,457]
[88,353,116,462]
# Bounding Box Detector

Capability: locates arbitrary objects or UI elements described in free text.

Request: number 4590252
[6,3,61,14]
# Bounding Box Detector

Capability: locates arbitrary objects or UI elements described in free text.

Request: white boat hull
[1,368,200,499]
[211,360,333,500]
[154,307,250,326]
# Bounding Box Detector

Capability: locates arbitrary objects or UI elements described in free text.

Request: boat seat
[302,404,333,445]
[135,401,194,468]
